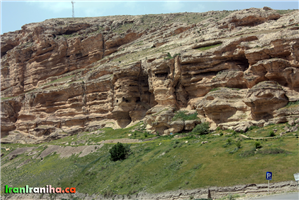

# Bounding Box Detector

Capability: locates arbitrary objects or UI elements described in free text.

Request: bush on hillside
[269,130,275,137]
[192,122,210,135]
[257,148,287,155]
[255,141,262,149]
[236,141,242,149]
[109,142,130,161]
[239,148,255,158]
[172,111,198,121]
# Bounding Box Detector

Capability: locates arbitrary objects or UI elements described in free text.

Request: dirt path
[99,138,142,144]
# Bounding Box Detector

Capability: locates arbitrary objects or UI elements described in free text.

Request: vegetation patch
[43,75,75,86]
[172,111,198,121]
[1,122,298,196]
[257,148,288,155]
[239,148,256,158]
[276,9,297,15]
[286,100,299,107]
[197,43,222,51]
[192,122,210,135]
[164,52,180,60]
[210,87,220,92]
[1,96,17,101]
[109,142,131,161]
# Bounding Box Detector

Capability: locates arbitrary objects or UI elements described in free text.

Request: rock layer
[1,8,299,143]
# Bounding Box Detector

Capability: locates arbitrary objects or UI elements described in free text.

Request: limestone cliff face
[1,7,299,143]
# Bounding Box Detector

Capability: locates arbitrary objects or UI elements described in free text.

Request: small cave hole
[155,72,168,78]
[64,29,78,35]
[234,57,250,71]
[75,53,82,58]
[136,97,140,103]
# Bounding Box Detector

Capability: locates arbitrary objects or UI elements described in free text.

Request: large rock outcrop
[1,8,299,143]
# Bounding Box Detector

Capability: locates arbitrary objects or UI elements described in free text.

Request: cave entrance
[114,111,132,128]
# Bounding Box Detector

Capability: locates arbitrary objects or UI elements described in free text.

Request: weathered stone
[244,81,288,121]
[1,8,299,142]
[184,120,200,131]
[233,121,253,132]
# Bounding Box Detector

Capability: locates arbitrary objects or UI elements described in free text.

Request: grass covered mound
[1,122,298,197]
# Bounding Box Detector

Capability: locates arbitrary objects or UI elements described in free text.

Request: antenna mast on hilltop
[71,1,75,18]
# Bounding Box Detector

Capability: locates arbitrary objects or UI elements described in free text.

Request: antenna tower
[71,1,75,18]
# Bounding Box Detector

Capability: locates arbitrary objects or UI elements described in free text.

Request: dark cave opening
[63,29,79,35]
[155,72,169,78]
[234,57,250,71]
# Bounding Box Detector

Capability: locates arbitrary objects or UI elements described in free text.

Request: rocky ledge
[1,7,299,143]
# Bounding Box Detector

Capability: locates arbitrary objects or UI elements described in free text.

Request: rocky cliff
[1,7,299,143]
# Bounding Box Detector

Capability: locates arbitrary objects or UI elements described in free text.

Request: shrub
[248,125,259,131]
[255,141,262,149]
[172,111,198,121]
[109,142,130,161]
[232,131,237,137]
[286,100,299,107]
[192,122,210,135]
[269,131,275,137]
[222,138,232,148]
[239,148,255,158]
[236,141,242,149]
[164,52,180,60]
[257,148,287,155]
[229,148,239,154]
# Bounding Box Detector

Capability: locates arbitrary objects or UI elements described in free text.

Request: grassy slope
[1,9,299,197]
[1,121,298,197]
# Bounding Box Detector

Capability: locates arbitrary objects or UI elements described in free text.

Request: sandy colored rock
[1,8,299,142]
[244,81,288,120]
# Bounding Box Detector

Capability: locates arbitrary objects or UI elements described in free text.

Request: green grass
[1,96,17,101]
[197,43,222,51]
[172,111,198,121]
[245,123,299,138]
[62,34,77,38]
[2,122,298,196]
[114,23,134,34]
[111,43,180,65]
[42,75,75,86]
[210,87,220,92]
[164,52,181,60]
[286,100,299,107]
[276,9,297,15]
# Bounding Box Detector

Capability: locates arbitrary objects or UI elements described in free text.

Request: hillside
[1,7,299,200]
[1,122,298,199]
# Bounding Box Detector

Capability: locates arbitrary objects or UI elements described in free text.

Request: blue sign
[266,172,272,180]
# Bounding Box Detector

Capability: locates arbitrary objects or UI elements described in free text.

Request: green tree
[269,130,275,137]
[192,122,210,135]
[255,141,262,149]
[109,142,130,161]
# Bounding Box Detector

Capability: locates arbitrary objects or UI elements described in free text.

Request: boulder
[244,81,288,121]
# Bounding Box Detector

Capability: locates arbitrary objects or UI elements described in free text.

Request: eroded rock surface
[1,8,299,143]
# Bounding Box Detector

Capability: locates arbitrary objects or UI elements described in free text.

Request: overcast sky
[1,0,298,34]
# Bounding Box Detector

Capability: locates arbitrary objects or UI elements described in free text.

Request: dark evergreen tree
[109,142,130,161]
